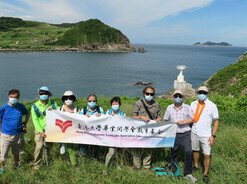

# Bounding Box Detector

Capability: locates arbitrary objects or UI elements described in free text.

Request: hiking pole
[42,138,49,167]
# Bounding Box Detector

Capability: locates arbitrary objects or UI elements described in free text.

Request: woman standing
[60,91,78,166]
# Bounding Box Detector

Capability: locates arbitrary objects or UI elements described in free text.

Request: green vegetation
[206,53,247,96]
[55,19,129,46]
[0,17,131,51]
[0,95,246,184]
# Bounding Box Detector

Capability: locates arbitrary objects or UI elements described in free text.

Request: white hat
[197,86,209,93]
[173,90,184,96]
[63,91,74,96]
[61,91,76,101]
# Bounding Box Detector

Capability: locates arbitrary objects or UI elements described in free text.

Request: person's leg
[67,144,77,166]
[171,133,181,164]
[79,144,89,155]
[0,133,13,169]
[105,148,116,167]
[200,136,211,176]
[181,131,193,175]
[33,133,43,170]
[203,154,210,175]
[19,133,25,154]
[191,132,200,169]
[132,148,142,169]
[143,148,152,169]
[11,134,21,167]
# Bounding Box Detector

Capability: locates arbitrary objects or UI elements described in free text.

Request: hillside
[0,17,132,52]
[205,51,247,96]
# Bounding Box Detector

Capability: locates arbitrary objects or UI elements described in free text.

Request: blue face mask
[9,97,18,105]
[145,95,153,101]
[112,105,119,111]
[88,101,96,108]
[198,94,207,101]
[173,97,183,104]
[40,95,49,101]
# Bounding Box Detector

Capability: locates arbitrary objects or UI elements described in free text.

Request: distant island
[0,17,133,52]
[193,41,232,47]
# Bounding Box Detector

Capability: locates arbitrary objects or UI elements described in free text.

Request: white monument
[174,65,195,96]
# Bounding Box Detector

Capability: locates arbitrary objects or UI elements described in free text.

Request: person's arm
[208,119,219,145]
[177,118,193,125]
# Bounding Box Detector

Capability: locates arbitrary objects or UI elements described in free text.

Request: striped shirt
[164,103,193,133]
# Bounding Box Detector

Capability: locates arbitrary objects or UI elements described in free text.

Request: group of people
[0,85,219,184]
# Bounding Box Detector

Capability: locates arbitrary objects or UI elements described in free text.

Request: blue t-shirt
[0,103,28,135]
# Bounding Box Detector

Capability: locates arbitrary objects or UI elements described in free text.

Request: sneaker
[185,174,197,183]
[203,175,209,184]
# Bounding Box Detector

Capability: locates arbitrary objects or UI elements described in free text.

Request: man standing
[191,86,219,184]
[132,86,161,170]
[164,90,197,183]
[31,86,57,170]
[0,89,29,174]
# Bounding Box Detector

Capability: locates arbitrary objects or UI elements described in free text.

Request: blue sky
[0,0,246,46]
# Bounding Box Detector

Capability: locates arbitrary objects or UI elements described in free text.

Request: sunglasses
[64,96,74,100]
[39,91,49,95]
[198,91,208,95]
[174,94,183,98]
[145,92,155,96]
[88,100,96,102]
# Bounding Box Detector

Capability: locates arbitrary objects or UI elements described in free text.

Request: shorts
[191,131,211,155]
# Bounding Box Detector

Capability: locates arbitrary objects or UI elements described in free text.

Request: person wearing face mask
[132,86,161,170]
[104,97,126,172]
[59,91,78,166]
[190,86,219,184]
[79,94,104,157]
[31,86,57,170]
[164,90,197,183]
[0,89,29,174]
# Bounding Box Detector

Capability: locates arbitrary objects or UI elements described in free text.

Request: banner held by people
[45,110,177,148]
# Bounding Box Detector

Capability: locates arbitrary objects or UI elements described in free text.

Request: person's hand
[86,114,90,118]
[141,116,150,122]
[96,113,101,117]
[176,120,184,125]
[40,132,46,138]
[208,136,214,145]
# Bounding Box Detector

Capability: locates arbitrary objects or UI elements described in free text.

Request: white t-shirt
[191,99,219,137]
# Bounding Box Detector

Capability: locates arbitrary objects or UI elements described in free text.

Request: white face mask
[9,97,18,105]
[65,99,73,106]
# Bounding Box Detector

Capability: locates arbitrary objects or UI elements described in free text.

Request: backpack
[82,106,101,115]
[152,162,181,177]
[32,100,56,118]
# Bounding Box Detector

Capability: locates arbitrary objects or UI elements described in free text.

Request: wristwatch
[212,135,216,138]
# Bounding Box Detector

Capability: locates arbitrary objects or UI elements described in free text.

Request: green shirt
[31,99,57,133]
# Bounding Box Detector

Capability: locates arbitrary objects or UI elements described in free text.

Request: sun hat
[61,91,76,101]
[173,90,184,97]
[197,86,209,93]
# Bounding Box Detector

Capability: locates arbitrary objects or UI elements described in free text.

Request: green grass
[0,24,69,50]
[0,96,246,184]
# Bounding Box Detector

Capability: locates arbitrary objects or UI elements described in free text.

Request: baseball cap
[197,86,209,93]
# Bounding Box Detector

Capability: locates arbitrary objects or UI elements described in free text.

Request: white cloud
[0,0,214,25]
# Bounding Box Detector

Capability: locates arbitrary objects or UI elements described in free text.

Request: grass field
[0,96,246,184]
